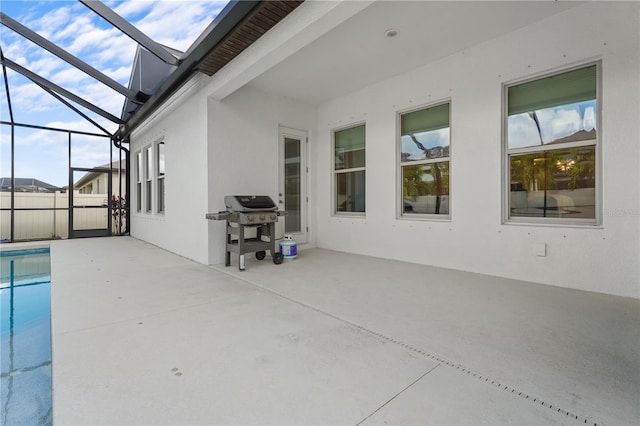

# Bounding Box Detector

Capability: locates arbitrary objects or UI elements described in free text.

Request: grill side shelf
[205,212,231,220]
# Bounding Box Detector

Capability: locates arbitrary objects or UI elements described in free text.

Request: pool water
[1,248,52,426]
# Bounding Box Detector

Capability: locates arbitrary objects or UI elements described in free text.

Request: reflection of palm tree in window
[528,111,544,145]
[408,134,445,214]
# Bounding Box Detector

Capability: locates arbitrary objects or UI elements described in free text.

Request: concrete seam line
[211,266,604,426]
[355,364,441,426]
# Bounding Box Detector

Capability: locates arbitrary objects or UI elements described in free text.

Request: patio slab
[50,237,640,425]
[217,248,640,426]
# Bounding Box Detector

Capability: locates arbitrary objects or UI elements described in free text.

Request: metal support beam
[1,48,14,123]
[1,56,124,124]
[2,47,16,242]
[79,0,180,65]
[117,0,260,137]
[35,81,113,136]
[0,12,139,101]
[0,121,110,138]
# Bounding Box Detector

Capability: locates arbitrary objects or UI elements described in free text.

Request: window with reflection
[136,151,142,213]
[400,102,450,216]
[157,141,165,213]
[145,146,152,213]
[506,64,598,223]
[334,124,365,214]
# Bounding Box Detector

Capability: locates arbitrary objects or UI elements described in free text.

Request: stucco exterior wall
[129,1,638,298]
[129,76,210,264]
[315,2,639,298]
[206,85,317,265]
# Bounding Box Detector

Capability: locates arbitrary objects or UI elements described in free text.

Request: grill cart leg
[225,220,231,267]
[270,222,284,265]
[238,223,245,271]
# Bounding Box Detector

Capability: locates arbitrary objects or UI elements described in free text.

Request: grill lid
[224,195,278,212]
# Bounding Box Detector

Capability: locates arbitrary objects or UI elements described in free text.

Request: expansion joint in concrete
[355,364,441,426]
[215,267,604,426]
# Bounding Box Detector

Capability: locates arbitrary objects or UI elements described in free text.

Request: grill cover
[224,195,278,212]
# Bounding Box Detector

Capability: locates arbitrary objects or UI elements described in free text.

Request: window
[144,146,152,213]
[157,141,165,213]
[399,102,450,217]
[334,124,365,214]
[136,151,142,213]
[506,64,598,224]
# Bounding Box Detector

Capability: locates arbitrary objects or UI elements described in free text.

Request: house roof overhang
[2,1,303,141]
[116,0,303,141]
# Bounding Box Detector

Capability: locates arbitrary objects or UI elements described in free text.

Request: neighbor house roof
[0,177,62,193]
[73,161,126,190]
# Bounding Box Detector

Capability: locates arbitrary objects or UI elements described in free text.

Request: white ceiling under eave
[246,0,583,106]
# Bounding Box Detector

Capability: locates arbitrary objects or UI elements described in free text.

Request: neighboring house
[73,161,127,197]
[128,1,639,299]
[0,177,62,193]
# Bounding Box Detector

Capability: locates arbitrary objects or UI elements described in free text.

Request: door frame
[278,126,308,244]
[69,167,112,238]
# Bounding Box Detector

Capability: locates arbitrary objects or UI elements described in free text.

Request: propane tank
[279,234,297,259]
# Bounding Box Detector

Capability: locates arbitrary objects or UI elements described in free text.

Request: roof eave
[116,0,261,140]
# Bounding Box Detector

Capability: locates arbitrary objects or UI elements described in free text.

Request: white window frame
[397,100,452,220]
[332,122,366,216]
[502,61,601,227]
[135,150,142,213]
[156,140,165,214]
[144,145,153,214]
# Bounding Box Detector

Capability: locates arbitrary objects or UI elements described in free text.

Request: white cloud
[113,1,156,18]
[3,73,60,115]
[536,107,582,143]
[50,67,91,86]
[583,106,595,131]
[508,114,541,149]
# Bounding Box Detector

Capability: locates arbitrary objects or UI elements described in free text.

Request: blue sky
[1,0,228,187]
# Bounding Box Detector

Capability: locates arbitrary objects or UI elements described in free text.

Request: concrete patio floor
[50,237,639,425]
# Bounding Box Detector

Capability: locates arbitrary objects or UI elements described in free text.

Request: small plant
[111,194,127,235]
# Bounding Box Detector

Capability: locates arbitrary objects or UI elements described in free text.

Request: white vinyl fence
[0,192,123,241]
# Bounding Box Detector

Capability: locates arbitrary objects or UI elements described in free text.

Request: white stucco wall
[206,86,317,265]
[129,1,638,298]
[129,76,210,264]
[315,2,640,298]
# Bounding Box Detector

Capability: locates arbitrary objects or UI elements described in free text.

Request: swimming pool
[1,247,52,426]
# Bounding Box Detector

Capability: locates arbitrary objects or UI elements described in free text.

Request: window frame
[397,100,452,220]
[144,145,153,214]
[502,61,602,227]
[332,122,366,216]
[156,140,165,214]
[135,150,142,213]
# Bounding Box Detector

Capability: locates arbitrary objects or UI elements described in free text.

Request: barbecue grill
[206,195,287,270]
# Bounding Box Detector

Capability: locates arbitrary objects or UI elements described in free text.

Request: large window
[506,64,598,224]
[136,151,142,213]
[334,124,365,214]
[144,146,152,213]
[399,102,450,217]
[157,141,165,214]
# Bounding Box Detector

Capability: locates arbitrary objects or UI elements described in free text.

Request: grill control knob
[270,214,277,220]
[259,215,265,221]
[247,215,254,222]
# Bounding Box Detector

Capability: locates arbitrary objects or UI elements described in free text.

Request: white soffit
[205,0,374,101]
[247,0,582,105]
